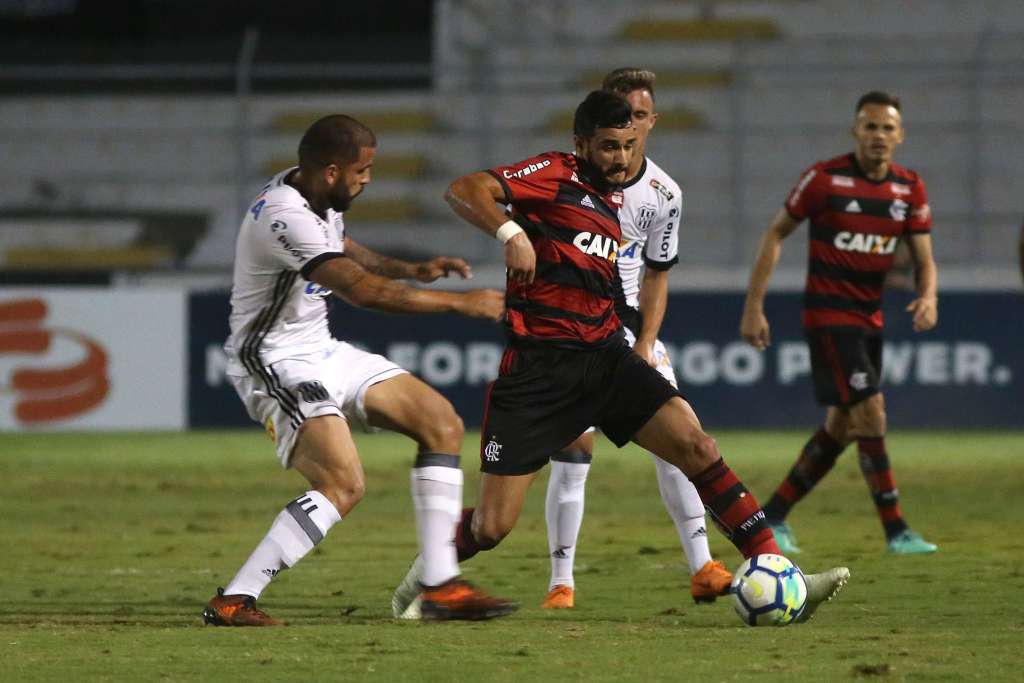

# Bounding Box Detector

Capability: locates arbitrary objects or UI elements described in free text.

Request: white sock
[224,490,341,599]
[545,459,591,590]
[651,453,713,575]
[411,455,463,587]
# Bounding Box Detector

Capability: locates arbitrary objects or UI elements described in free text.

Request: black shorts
[805,327,882,407]
[478,341,682,475]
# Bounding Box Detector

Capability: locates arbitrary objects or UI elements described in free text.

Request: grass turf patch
[1,430,1022,681]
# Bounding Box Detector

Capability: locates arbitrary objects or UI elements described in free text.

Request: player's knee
[824,408,853,444]
[826,421,850,444]
[320,474,366,514]
[471,514,510,550]
[663,427,720,475]
[690,431,721,469]
[418,401,464,453]
[851,394,886,436]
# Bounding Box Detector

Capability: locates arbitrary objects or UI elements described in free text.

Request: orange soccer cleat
[420,578,518,621]
[202,587,283,626]
[690,560,734,604]
[541,584,575,609]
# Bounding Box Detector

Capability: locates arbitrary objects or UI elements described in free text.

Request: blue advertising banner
[661,291,1023,429]
[190,290,1024,429]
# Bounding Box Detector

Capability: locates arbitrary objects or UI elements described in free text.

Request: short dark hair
[297,115,376,169]
[602,67,657,101]
[573,90,632,137]
[856,91,901,113]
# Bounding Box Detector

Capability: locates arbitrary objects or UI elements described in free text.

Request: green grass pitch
[2,430,1022,681]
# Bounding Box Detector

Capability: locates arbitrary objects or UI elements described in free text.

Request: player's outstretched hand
[906,296,938,332]
[456,289,505,322]
[505,232,536,285]
[416,256,472,282]
[740,308,771,350]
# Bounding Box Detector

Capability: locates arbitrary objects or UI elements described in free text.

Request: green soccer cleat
[887,529,938,554]
[768,520,803,555]
[796,566,851,623]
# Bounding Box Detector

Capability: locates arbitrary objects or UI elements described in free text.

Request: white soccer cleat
[391,555,424,619]
[398,594,423,620]
[796,566,850,623]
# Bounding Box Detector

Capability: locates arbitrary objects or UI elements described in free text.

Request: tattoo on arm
[345,239,416,279]
[311,256,453,314]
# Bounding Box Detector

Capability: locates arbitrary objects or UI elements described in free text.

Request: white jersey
[616,157,681,314]
[225,168,346,376]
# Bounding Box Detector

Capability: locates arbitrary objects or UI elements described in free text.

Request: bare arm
[904,232,938,332]
[345,237,472,283]
[634,267,669,367]
[445,172,536,284]
[740,208,801,350]
[308,255,503,321]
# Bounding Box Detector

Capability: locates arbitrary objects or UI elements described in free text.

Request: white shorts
[229,340,407,467]
[578,330,677,436]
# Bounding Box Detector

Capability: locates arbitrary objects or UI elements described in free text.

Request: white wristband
[495,220,525,244]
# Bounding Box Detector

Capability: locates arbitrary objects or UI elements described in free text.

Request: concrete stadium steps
[490,128,1020,209]
[270,109,435,134]
[438,91,725,131]
[578,68,733,90]
[620,17,780,42]
[614,0,1024,37]
[4,245,177,271]
[545,107,707,132]
[0,95,235,131]
[489,42,734,73]
[343,221,500,263]
[739,35,984,71]
[343,198,420,222]
[260,153,428,179]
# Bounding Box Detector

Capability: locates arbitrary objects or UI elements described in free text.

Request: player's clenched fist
[504,232,536,285]
[457,289,505,322]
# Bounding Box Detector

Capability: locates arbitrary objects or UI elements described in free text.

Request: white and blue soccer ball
[731,554,807,626]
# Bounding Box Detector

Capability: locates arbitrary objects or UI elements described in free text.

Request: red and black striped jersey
[785,153,932,330]
[487,151,624,348]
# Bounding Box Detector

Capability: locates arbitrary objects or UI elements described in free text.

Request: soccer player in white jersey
[201,114,516,625]
[541,69,733,609]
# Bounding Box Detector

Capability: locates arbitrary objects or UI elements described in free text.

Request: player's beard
[577,156,626,194]
[328,184,355,212]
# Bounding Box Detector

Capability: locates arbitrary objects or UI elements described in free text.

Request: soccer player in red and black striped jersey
[741,91,939,555]
[391,90,850,621]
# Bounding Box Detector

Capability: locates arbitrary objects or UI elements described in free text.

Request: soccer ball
[731,554,807,626]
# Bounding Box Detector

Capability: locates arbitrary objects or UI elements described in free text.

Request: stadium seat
[620,18,781,42]
[271,110,435,134]
[546,107,707,132]
[261,154,428,179]
[5,246,176,271]
[342,198,420,222]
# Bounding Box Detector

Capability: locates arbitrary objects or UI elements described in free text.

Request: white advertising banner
[0,288,186,430]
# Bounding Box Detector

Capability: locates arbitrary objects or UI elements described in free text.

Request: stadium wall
[188,290,1024,431]
[2,288,1018,432]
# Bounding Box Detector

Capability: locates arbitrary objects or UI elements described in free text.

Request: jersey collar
[847,152,892,185]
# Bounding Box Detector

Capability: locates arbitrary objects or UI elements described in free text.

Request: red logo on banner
[0,298,110,424]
